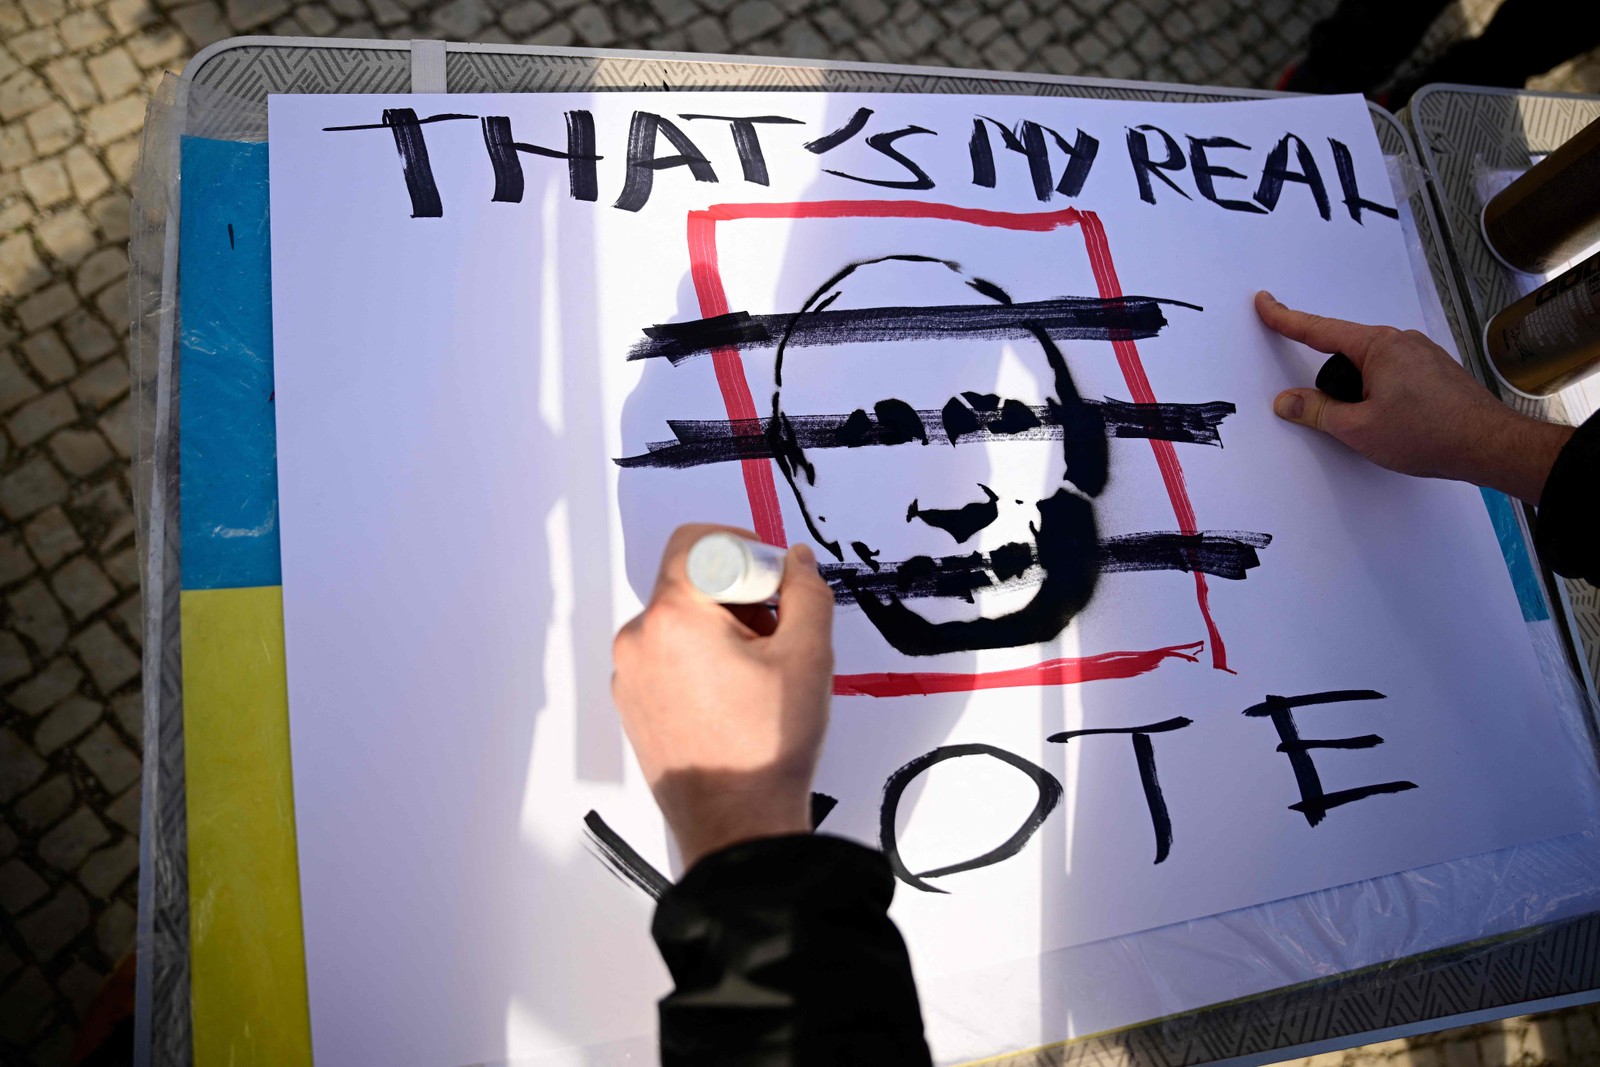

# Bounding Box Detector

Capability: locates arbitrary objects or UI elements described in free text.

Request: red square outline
[684,200,1227,697]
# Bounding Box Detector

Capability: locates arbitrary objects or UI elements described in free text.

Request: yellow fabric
[182,586,312,1067]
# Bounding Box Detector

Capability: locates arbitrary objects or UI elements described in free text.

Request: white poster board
[267,92,1592,1067]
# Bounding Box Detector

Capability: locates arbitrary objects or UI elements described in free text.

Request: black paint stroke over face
[880,743,1064,894]
[1048,716,1193,864]
[769,256,1112,657]
[613,398,1236,469]
[820,529,1273,606]
[628,293,1198,364]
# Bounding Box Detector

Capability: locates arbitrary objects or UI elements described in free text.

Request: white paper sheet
[268,92,1594,1067]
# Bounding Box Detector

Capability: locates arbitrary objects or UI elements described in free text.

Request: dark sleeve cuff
[1536,411,1600,586]
[653,834,931,1067]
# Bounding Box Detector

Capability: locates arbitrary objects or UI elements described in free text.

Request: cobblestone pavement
[1,0,1597,1060]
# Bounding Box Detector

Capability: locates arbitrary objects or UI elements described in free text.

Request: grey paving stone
[0,125,37,172]
[88,194,130,244]
[26,101,80,157]
[72,622,139,694]
[10,28,65,67]
[50,428,114,478]
[0,71,54,123]
[0,231,50,300]
[21,159,73,211]
[0,531,35,586]
[0,729,49,804]
[15,774,74,837]
[727,0,782,42]
[60,309,117,364]
[685,13,730,51]
[105,784,140,834]
[96,898,136,958]
[71,482,136,550]
[0,859,49,914]
[68,358,129,412]
[38,807,111,873]
[77,835,138,898]
[16,882,91,960]
[34,696,101,756]
[0,458,70,522]
[58,959,104,1021]
[84,95,147,147]
[9,389,76,448]
[7,577,70,653]
[0,823,16,859]
[20,330,76,385]
[169,0,232,47]
[0,631,29,686]
[105,695,141,747]
[35,207,99,268]
[298,2,340,33]
[8,656,84,715]
[76,724,141,794]
[23,507,85,570]
[108,0,160,33]
[43,57,100,112]
[52,556,118,620]
[430,0,490,34]
[0,967,57,1044]
[18,281,80,331]
[58,10,115,49]
[0,354,44,418]
[568,3,616,44]
[114,593,141,643]
[127,24,189,69]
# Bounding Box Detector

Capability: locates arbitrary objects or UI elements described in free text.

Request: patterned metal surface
[1410,86,1600,694]
[155,41,1596,1067]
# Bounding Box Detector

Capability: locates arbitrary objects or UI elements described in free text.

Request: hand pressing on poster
[612,524,835,869]
[1256,291,1575,505]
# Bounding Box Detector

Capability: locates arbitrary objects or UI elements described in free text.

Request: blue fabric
[1480,487,1548,623]
[178,136,281,591]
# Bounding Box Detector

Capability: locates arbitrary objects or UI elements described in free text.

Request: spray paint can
[1483,250,1600,397]
[1481,115,1600,275]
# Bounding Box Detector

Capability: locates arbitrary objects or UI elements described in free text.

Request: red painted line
[687,210,787,546]
[832,642,1205,698]
[1074,211,1229,673]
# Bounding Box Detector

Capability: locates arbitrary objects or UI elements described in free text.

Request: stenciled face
[769,256,1109,657]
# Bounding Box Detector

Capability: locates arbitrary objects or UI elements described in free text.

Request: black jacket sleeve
[1536,411,1600,586]
[651,834,933,1067]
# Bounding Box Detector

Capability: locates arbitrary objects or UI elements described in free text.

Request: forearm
[652,835,932,1067]
[1454,410,1575,506]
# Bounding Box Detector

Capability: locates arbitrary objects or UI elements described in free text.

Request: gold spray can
[1483,251,1600,398]
[1481,116,1600,275]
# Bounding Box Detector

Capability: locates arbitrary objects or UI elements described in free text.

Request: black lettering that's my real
[480,111,602,204]
[1242,689,1417,827]
[1126,124,1191,205]
[1048,716,1193,864]
[1253,133,1331,220]
[969,117,1099,200]
[804,106,936,191]
[880,743,1063,894]
[680,113,805,186]
[1329,138,1400,223]
[1187,136,1267,214]
[614,111,719,213]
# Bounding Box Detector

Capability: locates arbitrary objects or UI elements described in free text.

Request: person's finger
[1256,291,1384,369]
[770,544,834,656]
[652,522,761,604]
[1273,388,1357,440]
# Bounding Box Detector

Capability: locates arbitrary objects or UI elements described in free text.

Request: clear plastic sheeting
[129,44,1600,1067]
